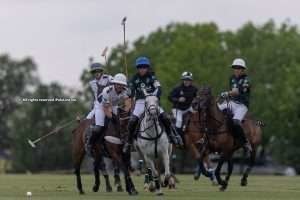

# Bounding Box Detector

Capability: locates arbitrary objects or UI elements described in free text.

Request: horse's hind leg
[241,148,256,186]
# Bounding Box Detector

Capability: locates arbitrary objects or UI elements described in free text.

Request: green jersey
[230,74,250,107]
[129,72,162,100]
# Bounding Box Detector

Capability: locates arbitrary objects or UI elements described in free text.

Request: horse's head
[192,86,213,112]
[145,95,159,117]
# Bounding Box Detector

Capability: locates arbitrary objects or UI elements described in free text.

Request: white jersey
[100,85,129,107]
[89,74,113,100]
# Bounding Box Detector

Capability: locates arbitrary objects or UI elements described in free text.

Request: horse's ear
[199,85,212,95]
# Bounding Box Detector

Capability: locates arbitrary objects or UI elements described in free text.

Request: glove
[178,97,186,102]
[220,91,229,98]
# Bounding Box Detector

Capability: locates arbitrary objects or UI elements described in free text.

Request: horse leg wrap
[154,177,161,189]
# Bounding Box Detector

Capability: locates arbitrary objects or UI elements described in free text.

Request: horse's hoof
[241,179,248,186]
[194,175,200,181]
[92,185,99,192]
[117,185,124,192]
[129,189,139,196]
[212,180,219,186]
[79,190,85,195]
[219,182,228,191]
[106,186,112,192]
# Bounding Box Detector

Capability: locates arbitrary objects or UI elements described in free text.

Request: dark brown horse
[72,109,138,195]
[72,118,115,194]
[189,86,263,191]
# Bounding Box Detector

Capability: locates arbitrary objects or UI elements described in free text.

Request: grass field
[0,174,299,200]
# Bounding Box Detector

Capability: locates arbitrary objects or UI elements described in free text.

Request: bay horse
[72,109,138,195]
[189,86,263,191]
[72,118,120,194]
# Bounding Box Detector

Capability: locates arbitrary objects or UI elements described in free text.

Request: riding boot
[176,127,185,147]
[159,113,184,147]
[233,120,252,155]
[87,125,105,157]
[123,115,139,153]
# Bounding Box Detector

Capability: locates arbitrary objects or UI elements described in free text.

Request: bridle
[138,95,163,141]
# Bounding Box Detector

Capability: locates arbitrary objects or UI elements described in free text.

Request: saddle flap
[104,136,123,145]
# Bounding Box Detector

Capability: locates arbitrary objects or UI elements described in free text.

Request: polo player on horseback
[86,73,129,156]
[123,56,183,153]
[86,62,113,122]
[218,58,252,154]
[168,72,198,143]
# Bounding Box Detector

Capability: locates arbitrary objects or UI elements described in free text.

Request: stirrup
[122,142,132,154]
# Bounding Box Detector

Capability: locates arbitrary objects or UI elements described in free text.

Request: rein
[137,99,163,158]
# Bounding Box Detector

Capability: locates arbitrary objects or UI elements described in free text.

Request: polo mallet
[101,46,109,66]
[27,118,80,148]
[121,16,128,77]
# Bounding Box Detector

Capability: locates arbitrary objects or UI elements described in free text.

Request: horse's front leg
[220,158,234,191]
[215,155,227,191]
[113,162,124,192]
[92,157,101,192]
[99,158,112,192]
[241,148,256,186]
[162,145,174,189]
[144,156,163,196]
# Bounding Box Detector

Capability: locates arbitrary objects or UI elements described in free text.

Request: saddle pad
[104,136,123,145]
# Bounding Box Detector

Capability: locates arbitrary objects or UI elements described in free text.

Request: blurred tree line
[1,20,300,172]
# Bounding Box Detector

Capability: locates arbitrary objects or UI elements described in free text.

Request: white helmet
[231,58,247,69]
[111,73,127,86]
[181,71,193,80]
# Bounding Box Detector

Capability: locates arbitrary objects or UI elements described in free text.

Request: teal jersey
[230,74,250,107]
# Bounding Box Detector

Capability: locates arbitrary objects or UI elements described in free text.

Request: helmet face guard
[181,77,193,81]
[136,64,150,69]
[90,63,104,73]
[232,65,246,70]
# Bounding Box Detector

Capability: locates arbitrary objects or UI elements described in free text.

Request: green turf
[0,174,299,200]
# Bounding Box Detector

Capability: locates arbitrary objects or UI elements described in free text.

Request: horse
[180,111,216,183]
[72,118,121,194]
[72,110,137,195]
[191,86,263,191]
[136,93,174,196]
[103,109,138,195]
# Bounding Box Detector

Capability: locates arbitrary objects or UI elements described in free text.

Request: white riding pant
[133,99,164,118]
[172,107,193,128]
[217,100,248,122]
[86,101,118,126]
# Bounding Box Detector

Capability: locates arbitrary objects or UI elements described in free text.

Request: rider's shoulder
[103,85,113,94]
[89,79,97,85]
[102,74,112,80]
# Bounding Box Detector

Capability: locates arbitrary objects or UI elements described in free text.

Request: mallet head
[28,139,36,148]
